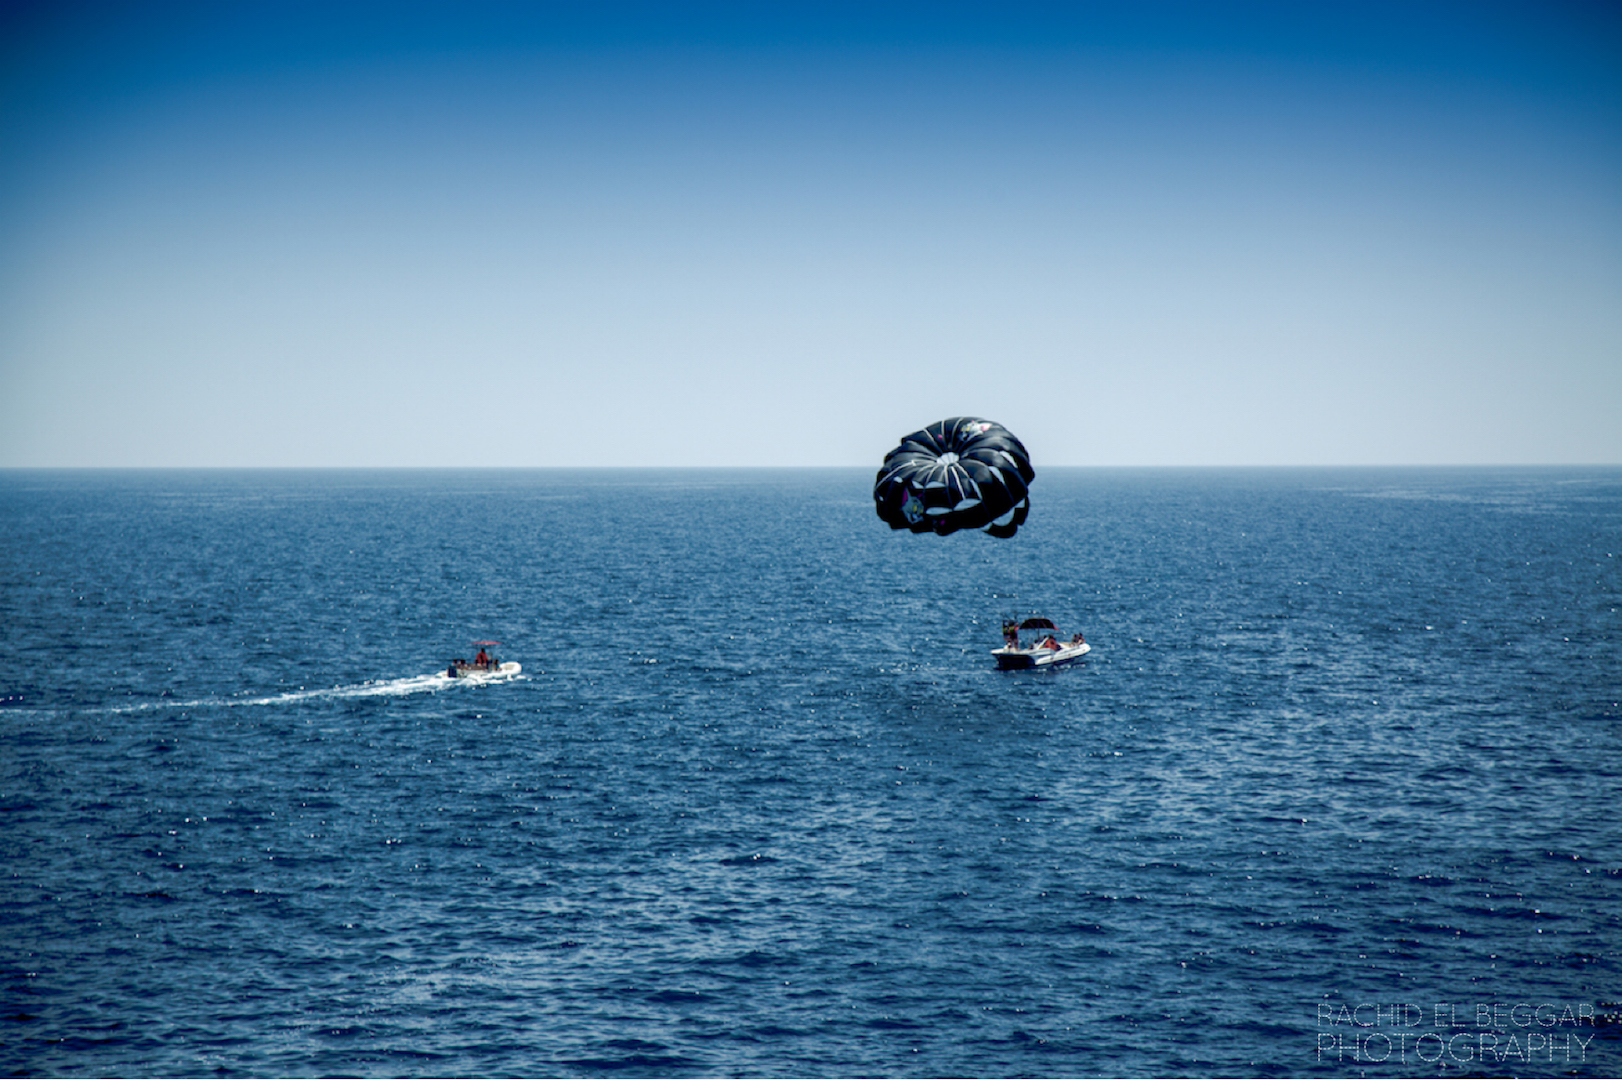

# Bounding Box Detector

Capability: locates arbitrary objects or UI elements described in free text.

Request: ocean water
[2,466,1619,1078]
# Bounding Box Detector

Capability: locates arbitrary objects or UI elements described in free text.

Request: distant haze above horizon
[3,1,1619,468]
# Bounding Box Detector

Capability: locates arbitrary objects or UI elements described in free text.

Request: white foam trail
[0,670,524,718]
[228,672,457,706]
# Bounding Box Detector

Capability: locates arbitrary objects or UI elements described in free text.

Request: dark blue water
[3,467,1619,1078]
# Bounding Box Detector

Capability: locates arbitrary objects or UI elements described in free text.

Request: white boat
[447,641,521,681]
[992,617,1091,670]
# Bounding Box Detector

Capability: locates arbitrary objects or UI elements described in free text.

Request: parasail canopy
[873,416,1034,538]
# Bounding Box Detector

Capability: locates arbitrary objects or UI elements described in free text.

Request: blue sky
[3,1,1618,466]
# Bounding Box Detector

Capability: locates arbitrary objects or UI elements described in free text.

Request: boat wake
[227,671,464,707]
[214,668,527,710]
[2,670,523,718]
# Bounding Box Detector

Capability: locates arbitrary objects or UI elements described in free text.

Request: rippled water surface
[3,467,1620,1077]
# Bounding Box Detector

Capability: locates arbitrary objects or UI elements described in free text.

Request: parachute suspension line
[1003,497,1029,605]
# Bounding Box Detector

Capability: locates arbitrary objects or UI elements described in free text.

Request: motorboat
[992,617,1090,670]
[447,641,521,681]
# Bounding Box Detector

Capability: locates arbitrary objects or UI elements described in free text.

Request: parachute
[873,417,1034,538]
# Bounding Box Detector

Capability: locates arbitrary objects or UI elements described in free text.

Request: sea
[2,466,1619,1079]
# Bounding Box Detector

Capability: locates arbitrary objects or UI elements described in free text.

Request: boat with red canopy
[447,641,521,680]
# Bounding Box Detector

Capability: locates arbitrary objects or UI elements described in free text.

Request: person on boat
[1038,634,1059,650]
[1003,622,1020,649]
[475,648,490,668]
[1070,632,1086,645]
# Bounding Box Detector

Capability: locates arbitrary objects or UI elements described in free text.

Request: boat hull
[992,642,1089,670]
[447,660,522,681]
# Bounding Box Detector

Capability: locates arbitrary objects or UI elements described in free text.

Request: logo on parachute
[901,487,926,524]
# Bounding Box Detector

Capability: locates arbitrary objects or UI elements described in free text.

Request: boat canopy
[1017,617,1058,631]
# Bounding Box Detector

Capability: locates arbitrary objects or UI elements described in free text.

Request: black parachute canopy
[873,416,1034,538]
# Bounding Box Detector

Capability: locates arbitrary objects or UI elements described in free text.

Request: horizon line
[4,463,1620,472]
